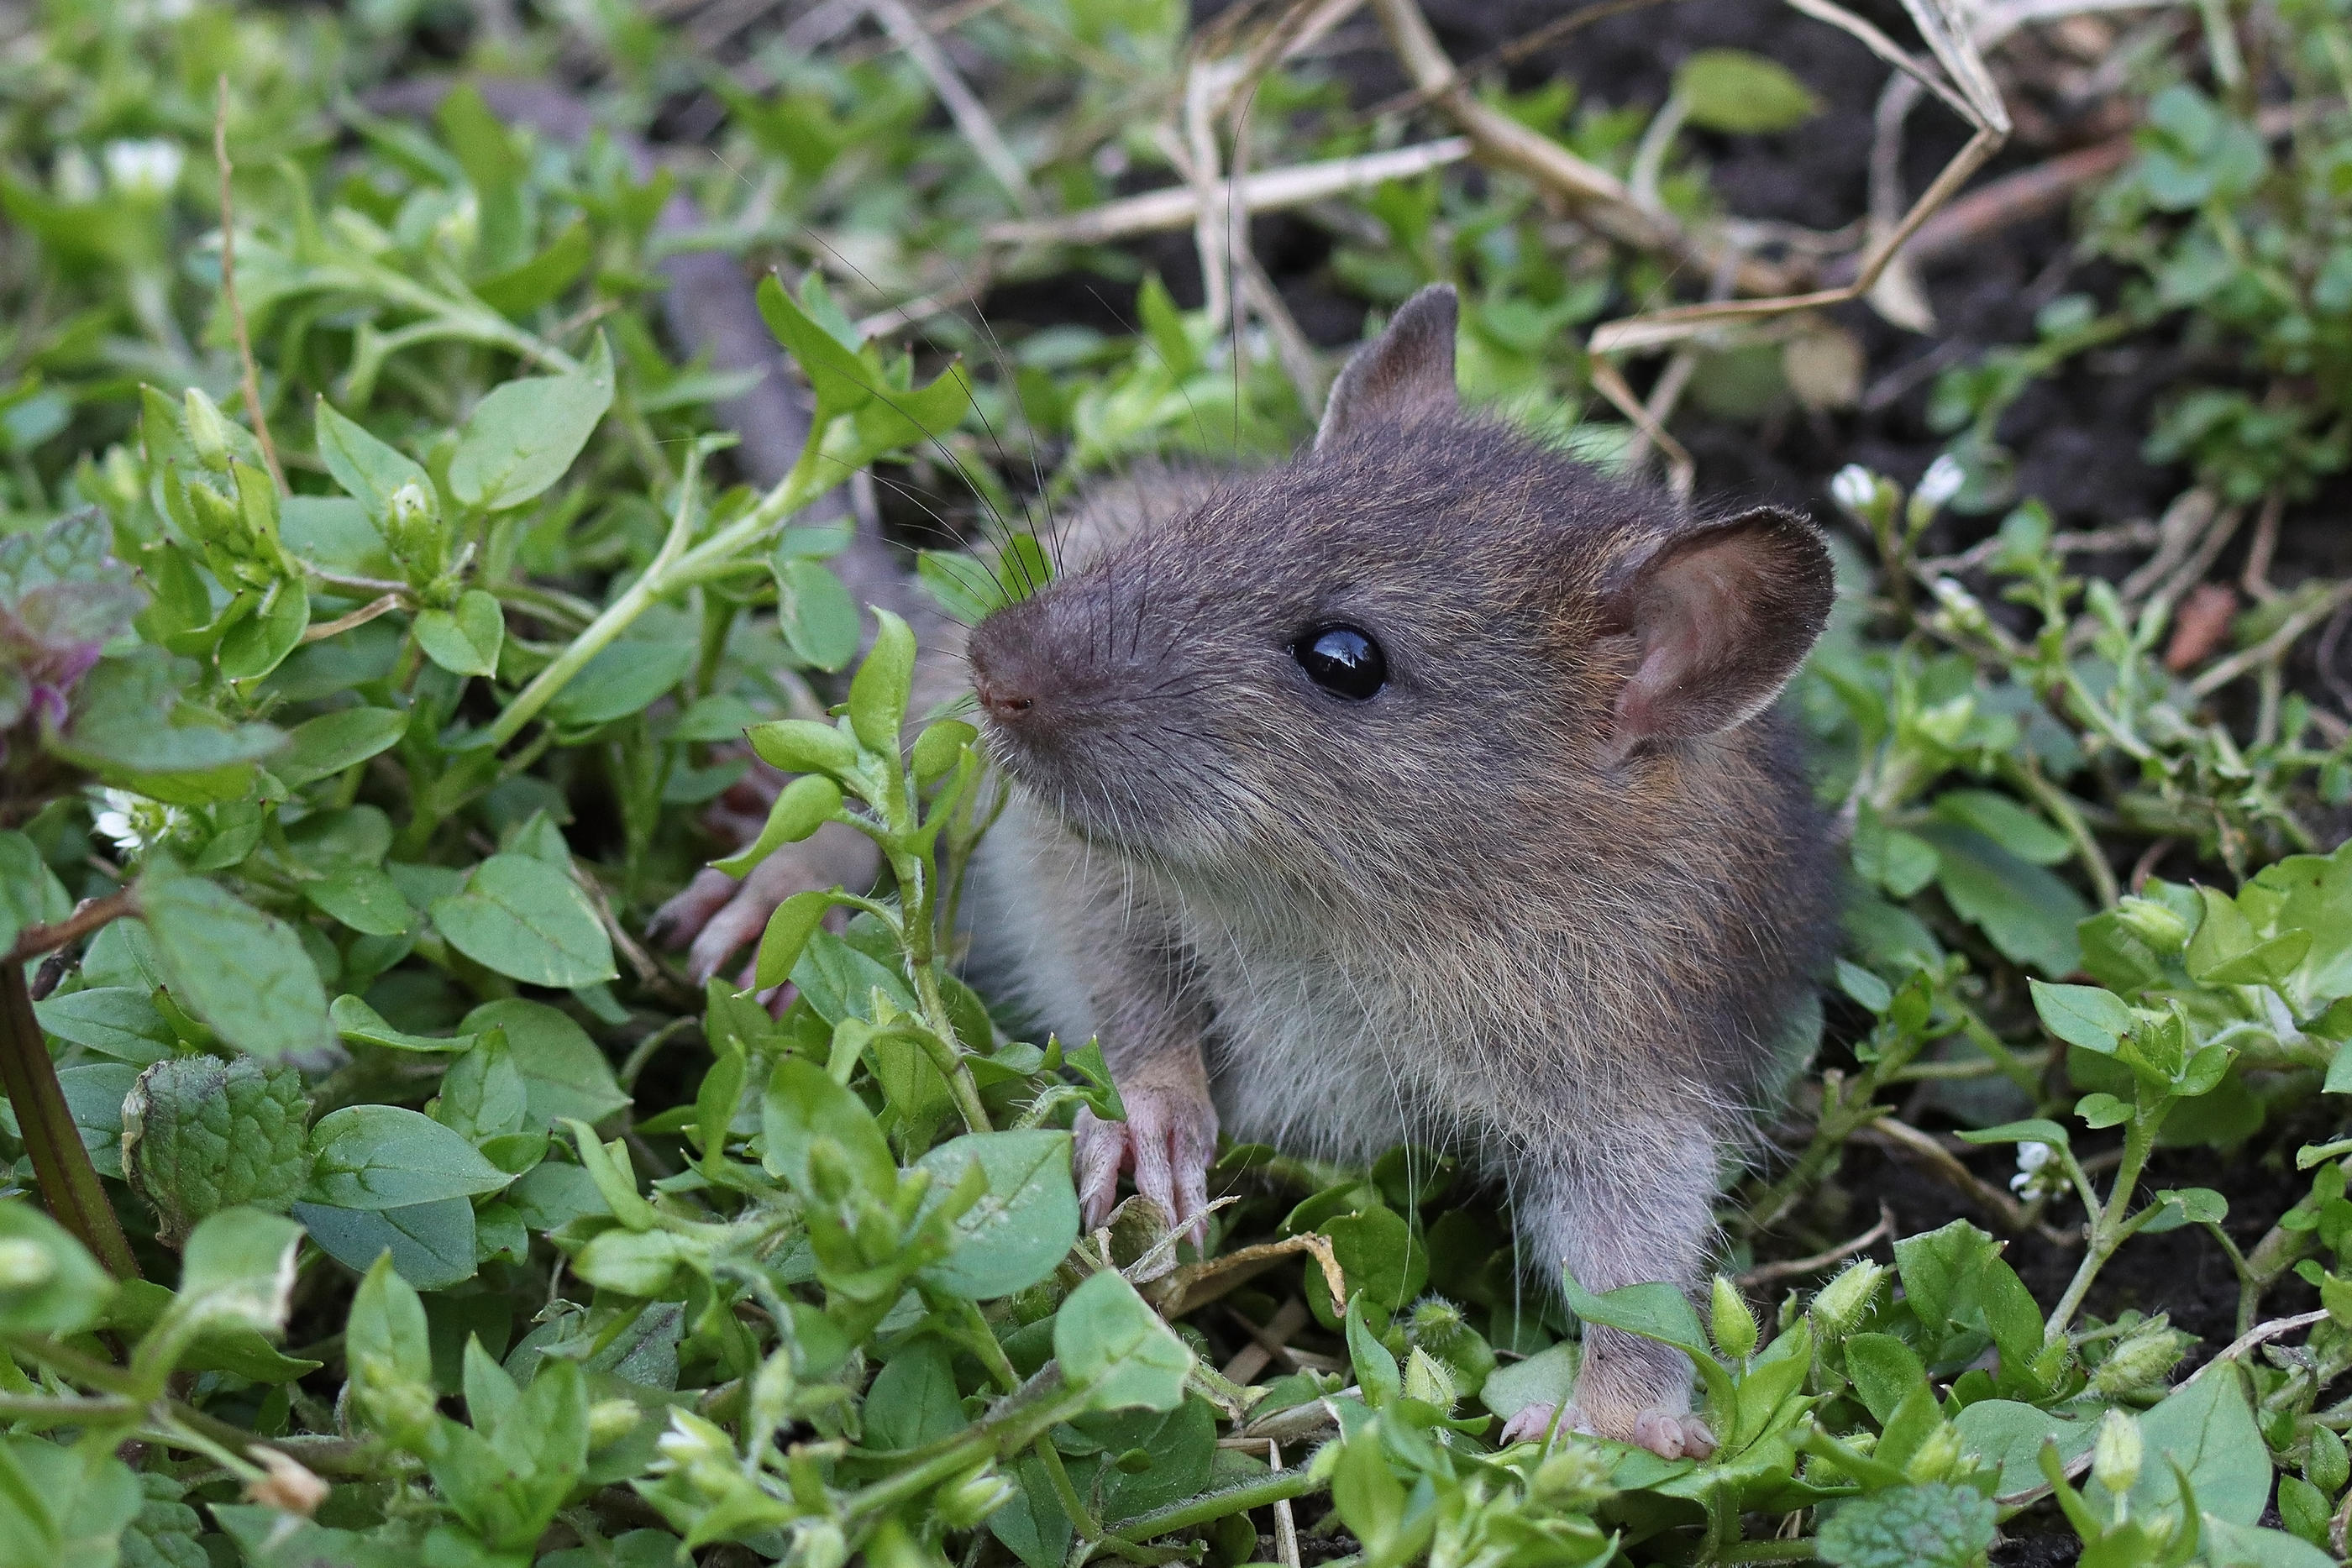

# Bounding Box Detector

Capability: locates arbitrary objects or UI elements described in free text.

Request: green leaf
[217,579,311,684]
[347,1249,432,1387]
[304,1104,515,1209]
[1321,1204,1425,1315]
[121,1055,312,1245]
[864,1340,964,1451]
[1952,1399,2100,1497]
[760,1057,895,1194]
[712,774,843,878]
[448,334,615,511]
[1814,1481,1995,1568]
[433,1029,530,1142]
[173,1207,305,1336]
[304,865,414,937]
[1344,1291,1402,1406]
[461,999,629,1127]
[848,606,916,753]
[47,648,284,799]
[756,889,839,989]
[293,1198,479,1290]
[59,1063,135,1179]
[774,557,861,671]
[915,1130,1080,1298]
[276,705,409,789]
[2087,1362,2271,1525]
[2029,979,2134,1053]
[1055,1270,1191,1413]
[1559,1269,1733,1413]
[1956,1118,2071,1150]
[1930,789,2072,866]
[0,1198,117,1335]
[1919,824,2088,976]
[429,853,617,988]
[475,219,591,316]
[544,635,696,727]
[1675,48,1821,135]
[33,988,177,1067]
[314,398,431,521]
[0,832,65,957]
[2202,1518,2339,1568]
[327,994,468,1052]
[139,873,333,1061]
[0,1436,144,1568]
[413,590,505,678]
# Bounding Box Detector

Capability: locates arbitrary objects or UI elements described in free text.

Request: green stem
[2044,1105,2166,1340]
[486,449,828,751]
[1107,1464,1322,1537]
[0,962,140,1280]
[1037,1436,1104,1540]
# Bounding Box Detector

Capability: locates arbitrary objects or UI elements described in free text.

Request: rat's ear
[1315,284,1459,450]
[1599,506,1833,759]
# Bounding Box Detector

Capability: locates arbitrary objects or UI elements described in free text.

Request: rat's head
[966,286,1834,889]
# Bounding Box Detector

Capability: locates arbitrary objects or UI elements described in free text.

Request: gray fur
[957,287,1838,1451]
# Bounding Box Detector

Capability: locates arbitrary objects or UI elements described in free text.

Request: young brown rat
[957,285,1837,1457]
[660,284,1839,1459]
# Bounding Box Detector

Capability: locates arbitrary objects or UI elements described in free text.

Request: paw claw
[1067,1086,1216,1250]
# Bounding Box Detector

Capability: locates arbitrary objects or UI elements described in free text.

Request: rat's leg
[1064,930,1219,1247]
[648,760,880,985]
[1498,1125,1722,1460]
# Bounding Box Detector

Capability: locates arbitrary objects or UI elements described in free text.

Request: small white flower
[2010,1140,2057,1195]
[1829,464,1879,515]
[1914,453,1966,511]
[103,139,186,202]
[92,788,186,856]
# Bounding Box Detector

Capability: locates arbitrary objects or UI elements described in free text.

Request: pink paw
[1499,1401,1715,1460]
[1074,1085,1218,1248]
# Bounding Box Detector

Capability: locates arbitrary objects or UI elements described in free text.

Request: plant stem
[2043,1105,2165,1340]
[0,962,139,1279]
[1108,1464,1321,1536]
[486,449,826,750]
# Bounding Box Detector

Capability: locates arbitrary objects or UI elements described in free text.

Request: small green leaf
[1676,48,1822,135]
[448,335,615,512]
[848,606,916,753]
[0,1199,117,1335]
[294,1198,478,1291]
[1814,1481,1995,1568]
[412,590,505,678]
[1055,1270,1191,1413]
[139,874,333,1061]
[774,557,861,671]
[761,1057,895,1194]
[276,705,409,789]
[915,1130,1080,1298]
[303,864,414,936]
[173,1207,305,1336]
[758,889,843,989]
[304,1104,515,1209]
[1956,1118,2072,1150]
[429,853,617,989]
[2029,979,2134,1053]
[121,1056,312,1245]
[314,399,431,521]
[712,774,843,878]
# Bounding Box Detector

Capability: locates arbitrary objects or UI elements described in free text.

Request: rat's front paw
[1074,1084,1218,1247]
[1497,1401,1715,1460]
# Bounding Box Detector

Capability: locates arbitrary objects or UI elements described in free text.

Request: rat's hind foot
[1496,1400,1714,1460]
[1074,1083,1218,1248]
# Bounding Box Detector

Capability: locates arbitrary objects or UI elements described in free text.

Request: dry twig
[864,0,1038,212]
[1736,1203,1898,1288]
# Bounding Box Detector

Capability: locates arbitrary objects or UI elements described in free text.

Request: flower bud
[1809,1260,1887,1337]
[183,388,233,473]
[2092,1408,2143,1498]
[0,1239,57,1290]
[587,1398,643,1448]
[2113,895,2191,954]
[1710,1276,1759,1360]
[1830,464,1890,523]
[1402,1346,1457,1410]
[1903,1420,1961,1483]
[349,1355,438,1450]
[789,1522,849,1568]
[1529,1442,1616,1509]
[244,1449,328,1517]
[2091,1319,2190,1399]
[747,718,864,779]
[1908,454,1965,529]
[654,1408,736,1474]
[935,1464,1016,1529]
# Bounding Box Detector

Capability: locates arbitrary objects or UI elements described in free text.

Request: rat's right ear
[1315,284,1459,450]
[1597,507,1834,761]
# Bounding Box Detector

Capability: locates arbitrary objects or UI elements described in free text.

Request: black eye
[1292,625,1388,700]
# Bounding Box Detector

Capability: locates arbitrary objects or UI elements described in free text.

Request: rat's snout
[967,595,1075,737]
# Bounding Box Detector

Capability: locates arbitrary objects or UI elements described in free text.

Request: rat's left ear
[1598,506,1833,759]
[1315,284,1459,450]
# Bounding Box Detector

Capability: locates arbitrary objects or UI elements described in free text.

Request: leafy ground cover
[5,0,2352,1564]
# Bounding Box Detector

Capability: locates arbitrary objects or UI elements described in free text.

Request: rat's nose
[967,605,1053,727]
